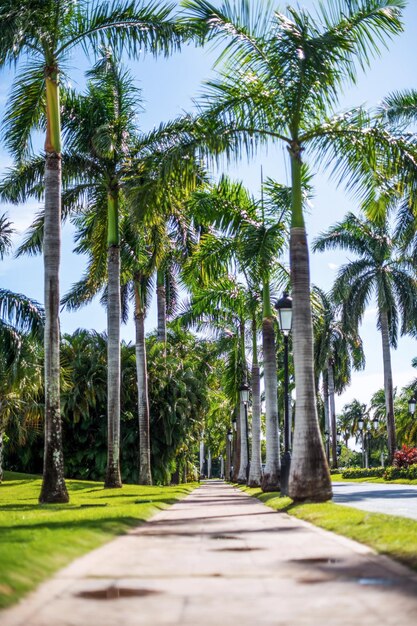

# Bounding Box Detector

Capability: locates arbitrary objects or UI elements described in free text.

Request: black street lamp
[409,395,416,416]
[239,382,250,482]
[227,428,233,481]
[275,291,293,496]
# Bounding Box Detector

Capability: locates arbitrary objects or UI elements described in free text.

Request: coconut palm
[0,0,189,502]
[314,213,417,462]
[313,287,365,468]
[182,0,411,501]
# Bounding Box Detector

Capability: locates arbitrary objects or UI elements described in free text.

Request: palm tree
[3,55,204,487]
[179,273,250,481]
[0,0,188,502]
[238,199,288,491]
[182,0,410,500]
[337,399,368,446]
[184,177,289,488]
[313,287,365,468]
[314,213,417,462]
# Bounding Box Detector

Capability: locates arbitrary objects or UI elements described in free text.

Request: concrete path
[333,481,417,520]
[3,481,417,626]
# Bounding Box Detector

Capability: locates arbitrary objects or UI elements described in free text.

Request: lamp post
[227,428,233,481]
[409,395,416,416]
[324,430,330,459]
[239,382,250,482]
[275,291,292,496]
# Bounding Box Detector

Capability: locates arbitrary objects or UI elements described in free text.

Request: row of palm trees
[1,0,417,502]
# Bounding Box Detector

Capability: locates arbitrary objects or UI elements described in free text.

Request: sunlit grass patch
[0,472,196,610]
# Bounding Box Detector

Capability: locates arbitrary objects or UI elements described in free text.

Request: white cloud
[363,307,378,320]
[336,368,415,412]
[328,262,339,270]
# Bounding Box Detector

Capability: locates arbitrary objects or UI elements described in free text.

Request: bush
[383,464,417,481]
[393,445,417,468]
[341,467,385,479]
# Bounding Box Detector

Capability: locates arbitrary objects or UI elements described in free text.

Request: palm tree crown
[314,212,417,461]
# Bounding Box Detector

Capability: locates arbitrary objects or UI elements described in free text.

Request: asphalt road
[332,481,417,521]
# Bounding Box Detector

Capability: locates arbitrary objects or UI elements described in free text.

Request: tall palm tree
[182,0,409,501]
[314,213,417,462]
[3,56,203,487]
[313,287,365,468]
[185,177,289,488]
[238,201,288,491]
[179,274,250,481]
[0,0,188,502]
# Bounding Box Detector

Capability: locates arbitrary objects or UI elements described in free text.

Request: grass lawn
[0,472,196,610]
[241,486,417,573]
[331,473,417,485]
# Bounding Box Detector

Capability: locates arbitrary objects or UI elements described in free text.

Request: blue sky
[0,0,416,412]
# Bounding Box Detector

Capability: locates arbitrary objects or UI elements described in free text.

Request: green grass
[0,472,196,610]
[241,486,417,573]
[331,473,417,485]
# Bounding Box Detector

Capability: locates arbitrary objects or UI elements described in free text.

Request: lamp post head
[274,291,293,336]
[239,382,250,405]
[227,428,232,442]
[358,418,364,431]
[409,395,416,416]
[232,415,237,432]
[372,417,379,431]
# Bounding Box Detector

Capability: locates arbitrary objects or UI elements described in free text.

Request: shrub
[393,445,417,468]
[341,467,385,479]
[384,464,417,481]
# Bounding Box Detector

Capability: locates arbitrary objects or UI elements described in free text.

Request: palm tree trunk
[156,269,167,345]
[39,71,68,503]
[237,318,248,483]
[237,398,249,483]
[288,149,331,502]
[380,310,396,462]
[248,317,262,487]
[105,190,122,488]
[261,281,280,492]
[134,284,152,485]
[328,362,338,469]
[323,370,330,463]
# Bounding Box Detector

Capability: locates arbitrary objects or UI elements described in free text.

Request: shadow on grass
[1,480,40,488]
[0,515,147,535]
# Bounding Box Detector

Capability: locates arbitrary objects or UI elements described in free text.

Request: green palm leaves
[181,0,411,501]
[314,213,417,462]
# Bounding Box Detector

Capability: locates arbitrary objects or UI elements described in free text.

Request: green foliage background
[5,328,222,484]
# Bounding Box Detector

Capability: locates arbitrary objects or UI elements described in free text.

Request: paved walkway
[333,481,417,520]
[3,481,417,626]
